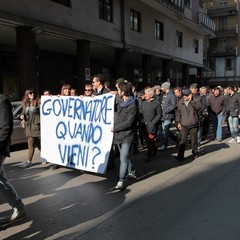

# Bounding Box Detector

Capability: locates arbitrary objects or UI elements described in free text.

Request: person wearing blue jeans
[226,86,240,143]
[228,116,239,143]
[208,87,226,142]
[211,112,223,141]
[160,82,178,150]
[117,142,135,182]
[0,94,26,225]
[161,119,178,149]
[112,82,138,190]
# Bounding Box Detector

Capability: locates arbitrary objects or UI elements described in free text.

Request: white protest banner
[40,93,115,174]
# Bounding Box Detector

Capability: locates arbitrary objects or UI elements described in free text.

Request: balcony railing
[206,2,238,17]
[198,12,216,37]
[154,0,184,17]
[207,46,237,57]
[215,24,238,38]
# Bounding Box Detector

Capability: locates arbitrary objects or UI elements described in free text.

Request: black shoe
[193,153,199,159]
[0,206,26,225]
[50,164,60,170]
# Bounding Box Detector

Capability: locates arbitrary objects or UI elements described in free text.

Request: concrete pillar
[76,40,90,93]
[0,45,2,94]
[115,49,126,79]
[197,67,202,86]
[142,54,152,86]
[182,64,189,87]
[16,27,37,97]
[162,59,171,82]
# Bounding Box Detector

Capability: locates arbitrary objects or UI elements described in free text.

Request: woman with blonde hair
[60,84,71,96]
[19,88,42,168]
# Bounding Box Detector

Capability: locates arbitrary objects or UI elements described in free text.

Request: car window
[12,104,20,112]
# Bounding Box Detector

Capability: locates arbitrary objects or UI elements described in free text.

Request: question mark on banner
[91,147,101,169]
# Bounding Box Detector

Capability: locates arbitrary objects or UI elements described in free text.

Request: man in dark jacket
[0,94,26,225]
[208,86,226,142]
[175,88,202,161]
[112,82,138,190]
[140,88,162,161]
[226,86,240,143]
[160,82,178,150]
[190,83,207,145]
[92,74,110,95]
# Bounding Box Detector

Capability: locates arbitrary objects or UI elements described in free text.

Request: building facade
[0,0,215,100]
[202,0,239,87]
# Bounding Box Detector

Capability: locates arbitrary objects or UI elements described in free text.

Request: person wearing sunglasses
[92,74,110,96]
[84,84,93,97]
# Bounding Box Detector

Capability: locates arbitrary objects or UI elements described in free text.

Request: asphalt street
[1,130,240,240]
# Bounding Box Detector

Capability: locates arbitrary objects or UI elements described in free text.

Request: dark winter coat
[140,99,161,133]
[226,93,240,117]
[176,97,202,128]
[193,94,207,121]
[113,97,138,144]
[208,94,226,115]
[92,87,110,96]
[161,90,176,121]
[23,104,41,138]
[0,94,13,157]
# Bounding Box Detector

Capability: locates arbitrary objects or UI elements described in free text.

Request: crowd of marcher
[1,74,240,227]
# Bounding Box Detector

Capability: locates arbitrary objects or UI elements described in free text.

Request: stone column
[142,54,152,86]
[182,64,189,87]
[0,45,2,93]
[76,40,90,94]
[115,49,126,79]
[162,59,171,82]
[16,27,37,97]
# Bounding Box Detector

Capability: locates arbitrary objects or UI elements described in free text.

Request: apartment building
[0,0,215,100]
[202,0,239,87]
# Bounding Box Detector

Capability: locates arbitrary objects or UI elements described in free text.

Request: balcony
[215,25,238,38]
[207,46,237,58]
[140,0,184,19]
[198,12,216,37]
[206,2,238,17]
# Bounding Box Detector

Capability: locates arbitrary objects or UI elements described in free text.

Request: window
[207,59,215,71]
[51,0,70,6]
[193,39,199,53]
[219,17,227,31]
[155,21,164,41]
[130,9,141,32]
[184,0,192,8]
[99,0,113,22]
[170,0,182,8]
[176,31,182,47]
[226,58,233,70]
[219,0,227,7]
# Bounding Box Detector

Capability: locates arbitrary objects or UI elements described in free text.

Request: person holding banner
[51,84,71,170]
[83,84,93,97]
[112,82,138,190]
[92,74,110,95]
[19,88,42,168]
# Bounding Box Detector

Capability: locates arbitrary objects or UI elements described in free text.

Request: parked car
[11,101,27,145]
